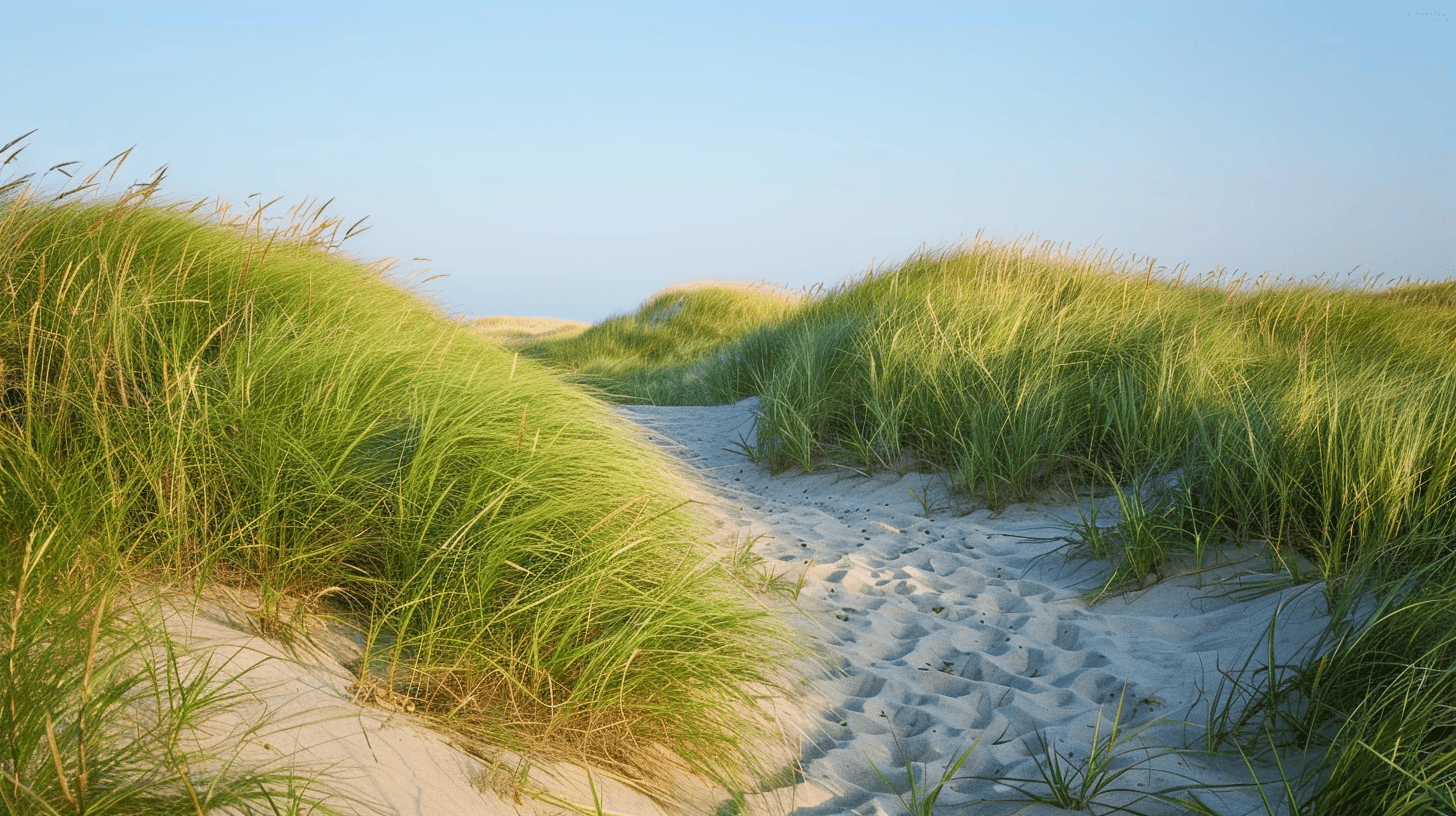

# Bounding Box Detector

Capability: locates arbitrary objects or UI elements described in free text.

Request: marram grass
[539,238,1456,590]
[0,177,790,802]
[533,236,1456,814]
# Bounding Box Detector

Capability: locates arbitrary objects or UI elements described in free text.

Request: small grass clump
[0,141,790,802]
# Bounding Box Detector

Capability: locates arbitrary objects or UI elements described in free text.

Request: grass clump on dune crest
[534,235,1456,812]
[0,147,790,803]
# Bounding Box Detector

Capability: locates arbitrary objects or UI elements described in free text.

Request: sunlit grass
[535,234,1456,812]
[524,282,804,403]
[15,124,1453,809]
[0,141,792,804]
[469,315,591,347]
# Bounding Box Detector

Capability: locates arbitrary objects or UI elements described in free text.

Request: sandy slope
[619,399,1332,816]
[155,398,1332,815]
[151,590,711,816]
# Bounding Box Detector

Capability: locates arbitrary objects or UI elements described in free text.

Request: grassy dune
[525,282,804,402]
[9,129,1452,811]
[532,238,1456,814]
[0,171,789,811]
[469,315,591,347]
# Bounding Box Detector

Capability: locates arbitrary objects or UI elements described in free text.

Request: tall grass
[534,235,1456,811]
[544,237,1456,588]
[1,155,789,796]
[1292,560,1456,814]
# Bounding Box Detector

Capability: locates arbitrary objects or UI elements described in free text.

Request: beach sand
[619,398,1332,816]
[155,398,1332,815]
[150,586,732,816]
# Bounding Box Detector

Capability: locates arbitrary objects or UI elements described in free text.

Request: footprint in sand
[615,400,1341,816]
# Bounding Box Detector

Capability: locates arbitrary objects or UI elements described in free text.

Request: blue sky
[7,1,1454,322]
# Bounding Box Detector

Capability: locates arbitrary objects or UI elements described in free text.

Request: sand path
[620,399,1332,816]
[153,398,1332,815]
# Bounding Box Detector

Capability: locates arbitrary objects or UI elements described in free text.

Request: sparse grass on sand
[0,143,791,812]
[532,237,1456,814]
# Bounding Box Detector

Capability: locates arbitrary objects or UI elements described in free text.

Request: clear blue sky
[7,1,1454,322]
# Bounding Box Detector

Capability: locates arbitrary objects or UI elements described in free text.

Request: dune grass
[0,528,340,815]
[13,127,1450,810]
[0,153,791,807]
[536,237,1456,588]
[524,283,803,403]
[469,315,591,347]
[532,236,1456,813]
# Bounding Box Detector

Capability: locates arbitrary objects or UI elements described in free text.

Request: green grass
[468,315,591,348]
[15,130,1453,810]
[1,528,339,815]
[0,148,791,807]
[524,282,803,403]
[870,730,980,816]
[1295,561,1456,814]
[534,236,1456,813]
[539,237,1456,587]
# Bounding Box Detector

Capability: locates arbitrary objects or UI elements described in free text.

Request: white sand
[152,398,1333,815]
[150,590,708,816]
[618,398,1333,816]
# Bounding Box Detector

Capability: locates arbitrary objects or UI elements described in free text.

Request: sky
[6,1,1454,323]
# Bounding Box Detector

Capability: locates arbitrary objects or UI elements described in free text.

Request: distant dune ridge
[470,279,804,348]
[651,277,808,302]
[469,314,592,345]
[470,280,803,346]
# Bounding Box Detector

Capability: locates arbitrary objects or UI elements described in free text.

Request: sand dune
[159,398,1331,815]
